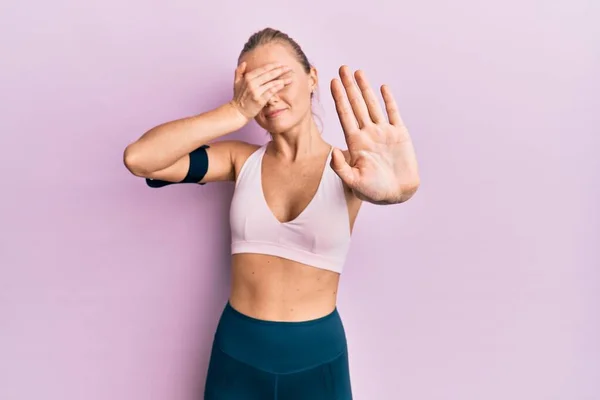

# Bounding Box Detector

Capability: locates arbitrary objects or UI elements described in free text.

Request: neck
[268,115,328,161]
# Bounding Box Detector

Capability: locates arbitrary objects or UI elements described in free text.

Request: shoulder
[207,139,260,161]
[215,139,261,180]
[224,139,261,157]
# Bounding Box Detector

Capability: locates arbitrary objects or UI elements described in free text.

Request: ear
[308,66,318,92]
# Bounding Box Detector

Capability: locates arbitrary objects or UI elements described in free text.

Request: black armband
[145,144,210,188]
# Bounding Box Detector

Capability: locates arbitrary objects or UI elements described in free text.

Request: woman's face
[239,42,317,134]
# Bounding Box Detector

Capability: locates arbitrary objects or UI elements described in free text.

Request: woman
[124,28,420,400]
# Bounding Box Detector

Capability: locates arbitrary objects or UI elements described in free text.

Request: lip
[265,109,286,119]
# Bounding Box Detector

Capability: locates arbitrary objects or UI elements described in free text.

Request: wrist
[224,101,251,129]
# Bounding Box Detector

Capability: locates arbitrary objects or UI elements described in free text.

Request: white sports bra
[229,144,352,273]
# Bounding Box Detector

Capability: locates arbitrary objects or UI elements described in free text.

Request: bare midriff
[228,253,340,322]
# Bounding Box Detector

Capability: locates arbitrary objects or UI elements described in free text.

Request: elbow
[123,144,150,177]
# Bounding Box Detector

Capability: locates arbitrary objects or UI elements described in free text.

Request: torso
[228,142,362,321]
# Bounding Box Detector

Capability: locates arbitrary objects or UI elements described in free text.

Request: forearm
[123,102,247,175]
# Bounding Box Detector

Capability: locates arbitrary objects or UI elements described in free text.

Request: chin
[259,117,296,135]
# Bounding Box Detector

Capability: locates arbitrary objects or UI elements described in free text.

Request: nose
[266,95,279,106]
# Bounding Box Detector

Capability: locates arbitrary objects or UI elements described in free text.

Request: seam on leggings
[217,344,348,375]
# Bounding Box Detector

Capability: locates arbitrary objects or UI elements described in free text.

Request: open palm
[329,65,420,204]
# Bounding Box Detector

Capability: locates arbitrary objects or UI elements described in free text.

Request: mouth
[265,109,286,119]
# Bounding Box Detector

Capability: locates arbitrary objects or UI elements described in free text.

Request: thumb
[330,148,356,187]
[234,62,246,83]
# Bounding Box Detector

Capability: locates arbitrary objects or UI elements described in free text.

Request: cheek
[280,82,311,109]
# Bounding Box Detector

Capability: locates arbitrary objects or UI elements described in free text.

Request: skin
[228,42,363,321]
[123,41,420,322]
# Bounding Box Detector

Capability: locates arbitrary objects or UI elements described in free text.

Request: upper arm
[144,140,258,184]
[200,140,259,183]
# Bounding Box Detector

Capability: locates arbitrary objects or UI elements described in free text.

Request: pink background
[1,0,598,399]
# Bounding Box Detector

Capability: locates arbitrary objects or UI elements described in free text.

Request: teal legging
[204,302,353,399]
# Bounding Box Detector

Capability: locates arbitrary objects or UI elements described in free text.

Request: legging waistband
[213,301,348,374]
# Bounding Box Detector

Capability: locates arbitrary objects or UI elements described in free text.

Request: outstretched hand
[329,66,420,204]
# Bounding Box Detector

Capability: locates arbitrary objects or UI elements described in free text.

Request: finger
[244,62,285,81]
[330,148,357,187]
[234,62,246,84]
[330,78,359,135]
[339,65,371,128]
[355,70,386,124]
[258,78,292,100]
[253,65,292,86]
[381,84,404,127]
